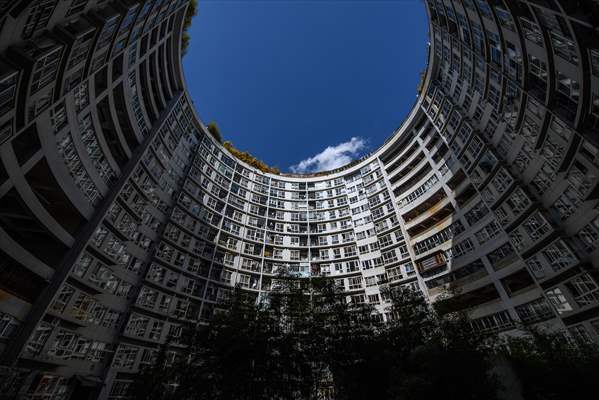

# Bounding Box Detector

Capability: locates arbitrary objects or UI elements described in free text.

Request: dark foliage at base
[132,279,598,400]
[505,329,599,400]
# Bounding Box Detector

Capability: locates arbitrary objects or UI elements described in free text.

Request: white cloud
[290,137,367,173]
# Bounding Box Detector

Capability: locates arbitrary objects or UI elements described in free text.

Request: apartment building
[0,0,597,398]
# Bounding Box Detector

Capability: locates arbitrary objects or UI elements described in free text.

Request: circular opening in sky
[183,1,428,174]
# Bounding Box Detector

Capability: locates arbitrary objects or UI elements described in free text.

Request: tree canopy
[181,0,197,56]
[223,141,280,175]
[133,279,509,400]
[206,121,223,143]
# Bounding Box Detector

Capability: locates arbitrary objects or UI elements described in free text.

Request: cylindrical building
[0,0,598,398]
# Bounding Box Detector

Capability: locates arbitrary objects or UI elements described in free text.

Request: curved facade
[0,0,598,398]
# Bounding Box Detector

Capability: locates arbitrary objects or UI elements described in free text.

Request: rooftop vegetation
[206,122,223,143]
[223,141,280,175]
[205,121,280,174]
[181,0,197,56]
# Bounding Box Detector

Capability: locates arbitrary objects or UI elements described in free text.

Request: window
[506,187,532,215]
[348,277,362,290]
[22,0,59,39]
[399,175,439,207]
[545,287,573,314]
[475,221,502,245]
[0,70,18,118]
[550,183,573,214]
[531,162,556,195]
[368,294,380,304]
[68,29,95,70]
[515,298,554,324]
[448,110,462,131]
[490,168,514,195]
[485,242,515,270]
[126,314,149,337]
[577,216,599,251]
[30,45,63,94]
[148,321,163,340]
[542,239,577,274]
[344,246,357,257]
[113,344,139,369]
[520,17,542,45]
[445,238,475,260]
[528,54,547,95]
[332,248,341,259]
[465,201,489,226]
[566,273,599,307]
[522,212,551,241]
[382,250,398,264]
[584,45,599,79]
[27,375,69,399]
[67,0,88,16]
[413,222,463,255]
[568,325,593,345]
[0,312,19,339]
[470,311,513,334]
[290,250,300,261]
[378,234,393,248]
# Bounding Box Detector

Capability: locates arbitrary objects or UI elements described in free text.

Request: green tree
[181,0,197,56]
[503,327,599,400]
[386,287,499,400]
[223,141,280,174]
[312,279,382,400]
[132,341,177,400]
[134,281,599,400]
[388,314,500,400]
[207,121,223,143]
[169,280,321,400]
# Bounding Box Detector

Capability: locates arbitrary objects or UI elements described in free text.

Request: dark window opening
[0,247,47,304]
[94,65,108,95]
[407,204,455,237]
[12,123,41,165]
[140,34,148,57]
[112,53,123,80]
[389,152,425,185]
[97,98,129,167]
[148,53,165,111]
[150,27,158,48]
[157,45,172,101]
[383,137,417,172]
[0,120,13,147]
[0,158,8,186]
[446,168,466,190]
[113,83,139,149]
[26,158,86,235]
[165,38,179,92]
[434,283,500,314]
[138,61,157,122]
[393,163,432,196]
[455,183,477,207]
[0,188,69,268]
[501,268,535,296]
[402,189,447,222]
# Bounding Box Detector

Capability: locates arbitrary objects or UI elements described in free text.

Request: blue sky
[183,0,428,173]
